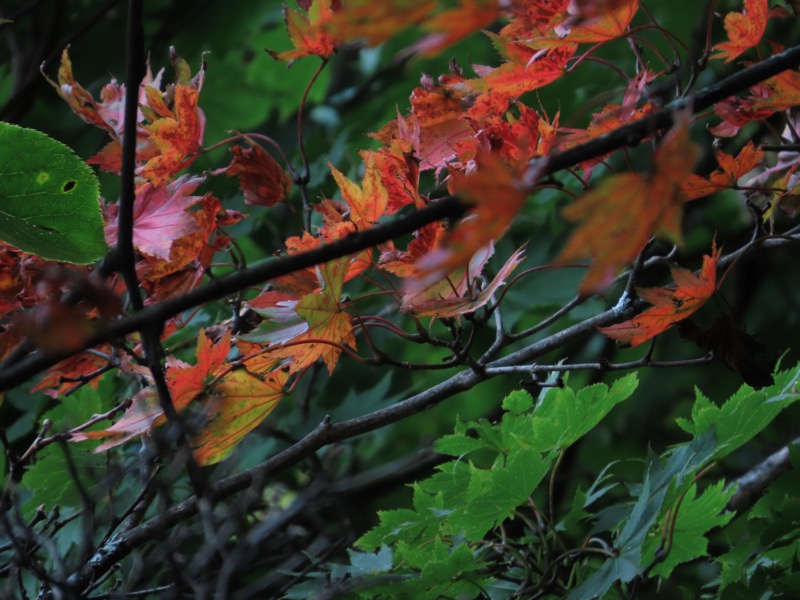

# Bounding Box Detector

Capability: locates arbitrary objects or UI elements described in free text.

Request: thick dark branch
[543,44,800,176]
[727,438,799,513]
[2,45,799,393]
[0,197,468,391]
[110,0,145,309]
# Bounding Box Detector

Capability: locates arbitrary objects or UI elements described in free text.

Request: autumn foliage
[0,0,796,463]
[2,0,800,597]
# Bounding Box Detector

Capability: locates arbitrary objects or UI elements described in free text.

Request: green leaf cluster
[297,365,800,599]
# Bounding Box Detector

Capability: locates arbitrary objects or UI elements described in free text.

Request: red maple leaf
[216,141,292,207]
[599,243,721,346]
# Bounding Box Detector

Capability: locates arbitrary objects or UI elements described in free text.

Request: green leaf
[676,364,800,459]
[642,481,735,578]
[446,445,551,540]
[502,389,533,414]
[532,373,638,452]
[0,122,106,263]
[20,384,120,516]
[347,545,394,576]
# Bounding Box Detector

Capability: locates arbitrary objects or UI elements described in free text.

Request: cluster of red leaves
[9,0,796,462]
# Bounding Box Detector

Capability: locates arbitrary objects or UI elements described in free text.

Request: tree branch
[727,438,799,513]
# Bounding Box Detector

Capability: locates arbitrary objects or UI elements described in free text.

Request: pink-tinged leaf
[71,387,162,452]
[192,368,288,465]
[402,243,495,312]
[105,175,206,260]
[405,246,525,317]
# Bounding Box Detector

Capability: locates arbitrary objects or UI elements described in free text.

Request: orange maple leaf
[553,0,639,44]
[599,243,721,346]
[268,0,339,63]
[712,0,769,63]
[141,84,205,186]
[246,258,355,374]
[329,155,390,230]
[328,0,435,46]
[217,141,291,207]
[751,68,800,111]
[44,49,119,135]
[468,38,576,100]
[71,330,231,451]
[557,117,699,295]
[192,368,287,465]
[166,329,231,410]
[682,141,765,200]
[412,0,501,56]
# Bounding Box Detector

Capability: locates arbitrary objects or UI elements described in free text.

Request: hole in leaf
[62,180,76,192]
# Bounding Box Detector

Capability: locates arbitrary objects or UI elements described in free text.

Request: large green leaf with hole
[0,122,106,263]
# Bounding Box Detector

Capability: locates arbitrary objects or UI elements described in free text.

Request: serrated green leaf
[676,364,800,459]
[0,123,106,263]
[642,481,734,578]
[435,433,485,457]
[446,445,550,540]
[502,389,533,414]
[347,545,394,576]
[532,373,638,452]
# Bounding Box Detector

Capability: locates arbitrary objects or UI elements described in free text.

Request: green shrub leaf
[0,122,106,263]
